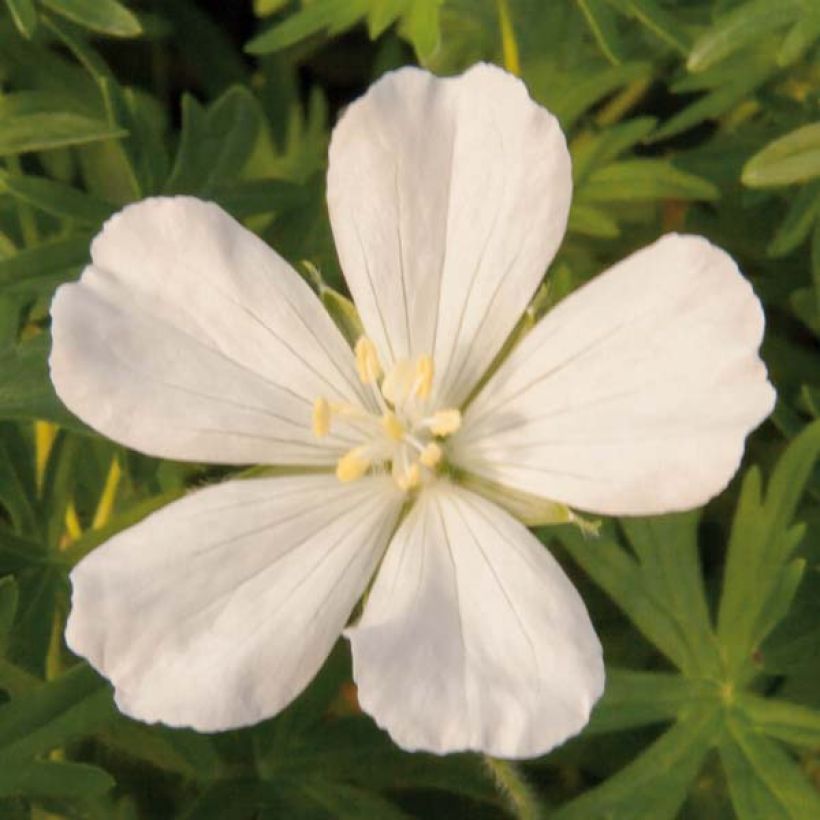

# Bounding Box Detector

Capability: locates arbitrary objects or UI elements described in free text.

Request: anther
[355,337,382,385]
[312,397,331,438]
[336,447,371,482]
[396,462,422,491]
[419,441,442,469]
[428,409,462,437]
[382,411,405,441]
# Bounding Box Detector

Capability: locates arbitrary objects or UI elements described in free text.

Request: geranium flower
[50,63,774,759]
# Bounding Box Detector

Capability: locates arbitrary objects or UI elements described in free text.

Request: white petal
[50,197,368,465]
[327,63,571,407]
[347,481,603,758]
[66,474,402,731]
[453,234,776,516]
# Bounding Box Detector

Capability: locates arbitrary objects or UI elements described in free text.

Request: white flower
[49,63,775,759]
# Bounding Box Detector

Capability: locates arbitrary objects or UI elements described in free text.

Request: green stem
[483,756,543,820]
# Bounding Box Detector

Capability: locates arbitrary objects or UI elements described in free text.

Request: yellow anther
[396,461,422,491]
[355,336,382,385]
[312,397,331,438]
[419,441,442,469]
[382,411,405,441]
[336,447,371,483]
[415,354,433,399]
[429,408,462,437]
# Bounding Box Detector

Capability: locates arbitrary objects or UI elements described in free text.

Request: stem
[92,456,122,530]
[496,0,521,76]
[483,756,543,820]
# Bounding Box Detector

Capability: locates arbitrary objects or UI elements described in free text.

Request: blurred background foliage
[0,0,818,817]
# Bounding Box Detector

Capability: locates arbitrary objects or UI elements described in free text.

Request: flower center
[312,337,461,490]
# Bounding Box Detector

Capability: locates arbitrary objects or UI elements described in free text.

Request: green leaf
[743,123,820,188]
[283,779,410,819]
[0,576,18,653]
[210,178,307,219]
[585,669,710,734]
[620,514,719,674]
[767,181,820,257]
[548,62,651,127]
[580,159,719,202]
[687,0,803,72]
[575,0,624,64]
[0,335,90,432]
[0,759,114,798]
[4,0,38,38]
[739,693,820,749]
[0,663,114,761]
[718,420,820,680]
[0,235,90,298]
[165,86,264,196]
[720,717,820,818]
[398,0,441,61]
[567,203,620,237]
[366,0,404,39]
[99,718,221,782]
[0,169,114,227]
[777,13,820,66]
[39,0,142,38]
[0,528,51,575]
[0,425,38,536]
[571,116,657,184]
[558,514,719,675]
[554,708,719,820]
[0,112,127,157]
[651,62,773,142]
[246,0,370,54]
[607,0,691,55]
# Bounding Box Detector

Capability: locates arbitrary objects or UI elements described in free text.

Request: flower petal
[327,63,571,407]
[66,474,402,731]
[50,197,368,465]
[453,234,776,516]
[346,481,603,758]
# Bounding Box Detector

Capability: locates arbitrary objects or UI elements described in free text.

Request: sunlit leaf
[3,0,38,38]
[687,0,803,72]
[743,123,820,188]
[39,0,142,38]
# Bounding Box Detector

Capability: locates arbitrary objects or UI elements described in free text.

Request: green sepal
[457,471,600,534]
[302,260,363,346]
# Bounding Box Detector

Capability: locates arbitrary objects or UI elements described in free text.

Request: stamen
[396,461,421,491]
[427,408,462,437]
[336,447,371,482]
[419,441,442,469]
[414,355,433,399]
[355,336,382,385]
[382,411,405,441]
[312,397,331,438]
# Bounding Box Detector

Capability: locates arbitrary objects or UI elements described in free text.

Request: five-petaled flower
[50,64,775,759]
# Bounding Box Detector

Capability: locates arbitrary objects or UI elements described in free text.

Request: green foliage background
[0,0,818,817]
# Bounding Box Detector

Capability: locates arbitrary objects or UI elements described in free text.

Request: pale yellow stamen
[429,408,462,437]
[419,441,442,469]
[382,411,405,441]
[415,354,433,399]
[396,461,422,491]
[336,447,371,482]
[355,336,382,385]
[312,397,331,437]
